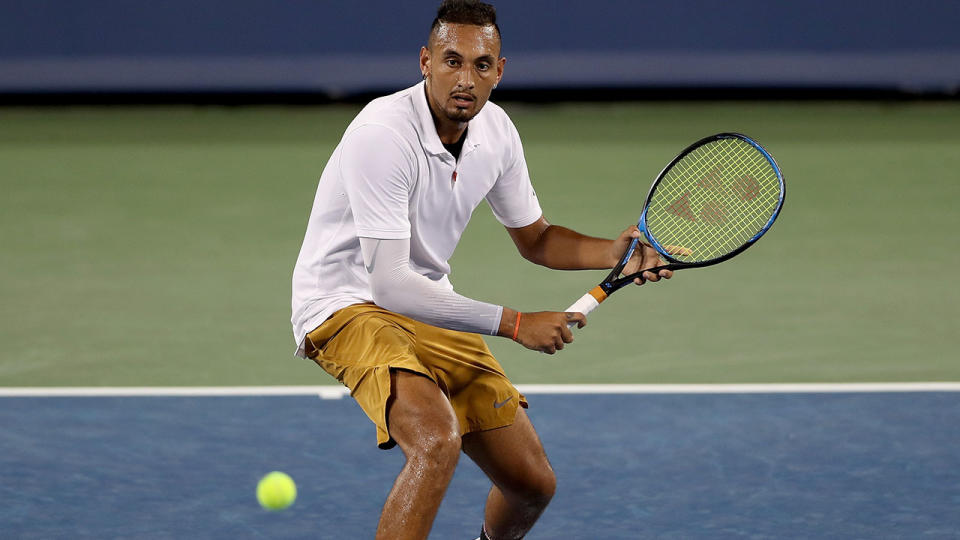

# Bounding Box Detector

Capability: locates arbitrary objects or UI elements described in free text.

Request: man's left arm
[506,216,673,284]
[487,117,671,283]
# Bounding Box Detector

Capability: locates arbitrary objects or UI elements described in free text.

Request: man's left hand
[612,226,673,285]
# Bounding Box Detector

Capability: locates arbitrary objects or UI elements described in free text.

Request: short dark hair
[430,0,501,42]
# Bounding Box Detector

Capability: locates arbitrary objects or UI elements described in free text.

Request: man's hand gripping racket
[566,133,786,326]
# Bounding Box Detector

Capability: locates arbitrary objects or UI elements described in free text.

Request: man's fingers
[632,243,675,284]
[565,312,586,329]
[521,311,589,353]
[560,324,574,343]
[633,264,673,285]
[641,245,660,283]
[664,244,693,257]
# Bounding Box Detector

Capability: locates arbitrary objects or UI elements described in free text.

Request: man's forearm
[520,224,617,270]
[361,237,503,335]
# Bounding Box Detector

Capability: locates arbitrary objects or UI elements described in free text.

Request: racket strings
[661,145,773,258]
[661,141,777,258]
[646,138,781,263]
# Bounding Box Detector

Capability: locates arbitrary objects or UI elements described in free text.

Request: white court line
[0,382,959,398]
[0,386,351,399]
[517,383,960,394]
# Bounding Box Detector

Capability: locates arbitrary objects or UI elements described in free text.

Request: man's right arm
[360,236,583,355]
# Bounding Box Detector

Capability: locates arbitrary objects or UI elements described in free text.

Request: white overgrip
[565,292,600,329]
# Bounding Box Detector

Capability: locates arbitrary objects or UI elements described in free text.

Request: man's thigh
[412,320,528,438]
[386,369,461,451]
[305,304,433,448]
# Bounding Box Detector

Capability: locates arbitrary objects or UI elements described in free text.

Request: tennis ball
[256,471,297,511]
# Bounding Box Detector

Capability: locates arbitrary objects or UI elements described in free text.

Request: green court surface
[1,102,957,386]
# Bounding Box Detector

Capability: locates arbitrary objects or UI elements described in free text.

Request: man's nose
[457,66,475,89]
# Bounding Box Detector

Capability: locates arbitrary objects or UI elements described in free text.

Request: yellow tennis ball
[256,471,297,511]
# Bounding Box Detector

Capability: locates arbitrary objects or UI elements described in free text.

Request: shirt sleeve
[340,124,416,239]
[485,119,543,228]
[360,237,504,336]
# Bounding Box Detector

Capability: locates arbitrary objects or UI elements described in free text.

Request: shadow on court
[1,393,958,539]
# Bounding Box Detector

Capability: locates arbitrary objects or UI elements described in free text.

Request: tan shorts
[304,303,527,449]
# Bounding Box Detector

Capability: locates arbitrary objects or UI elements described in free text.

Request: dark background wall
[2,1,958,94]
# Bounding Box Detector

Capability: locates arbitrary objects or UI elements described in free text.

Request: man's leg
[461,408,556,540]
[376,369,462,540]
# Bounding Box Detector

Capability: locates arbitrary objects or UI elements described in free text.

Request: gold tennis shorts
[303,303,527,449]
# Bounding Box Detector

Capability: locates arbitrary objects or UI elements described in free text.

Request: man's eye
[477,63,489,71]
[446,59,459,67]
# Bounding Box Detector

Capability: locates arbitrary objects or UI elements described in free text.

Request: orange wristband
[512,312,522,341]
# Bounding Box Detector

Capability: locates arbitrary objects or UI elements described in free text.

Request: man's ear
[419,46,431,79]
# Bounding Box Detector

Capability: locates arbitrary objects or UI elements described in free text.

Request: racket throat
[589,285,609,303]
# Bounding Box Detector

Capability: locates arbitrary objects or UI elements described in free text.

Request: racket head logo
[732,175,760,201]
[699,200,727,224]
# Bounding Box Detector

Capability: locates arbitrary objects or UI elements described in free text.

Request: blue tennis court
[2,389,958,539]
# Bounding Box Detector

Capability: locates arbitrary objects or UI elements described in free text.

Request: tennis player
[291,1,672,538]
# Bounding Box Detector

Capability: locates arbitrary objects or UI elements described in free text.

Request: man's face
[420,22,505,124]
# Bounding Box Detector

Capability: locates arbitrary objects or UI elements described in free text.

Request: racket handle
[564,286,606,329]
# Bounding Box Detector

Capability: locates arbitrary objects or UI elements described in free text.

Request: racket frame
[600,132,785,297]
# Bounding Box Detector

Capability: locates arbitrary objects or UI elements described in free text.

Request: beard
[442,100,480,123]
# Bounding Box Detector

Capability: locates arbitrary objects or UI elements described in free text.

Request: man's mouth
[451,93,475,107]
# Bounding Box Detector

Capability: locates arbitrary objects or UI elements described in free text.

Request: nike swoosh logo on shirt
[493,396,514,409]
[364,239,380,274]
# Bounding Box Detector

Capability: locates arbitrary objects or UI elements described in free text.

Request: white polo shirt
[291,81,542,354]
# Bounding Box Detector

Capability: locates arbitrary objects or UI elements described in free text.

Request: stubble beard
[443,100,479,123]
[446,109,472,123]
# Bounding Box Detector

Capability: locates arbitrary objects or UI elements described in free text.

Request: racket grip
[564,288,604,329]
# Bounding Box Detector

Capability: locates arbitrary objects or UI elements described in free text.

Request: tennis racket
[565,132,785,324]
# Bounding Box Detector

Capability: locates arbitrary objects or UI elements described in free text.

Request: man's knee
[407,425,462,467]
[524,464,556,508]
[505,462,556,510]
